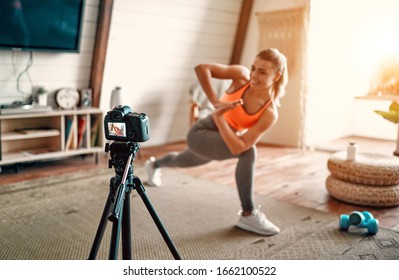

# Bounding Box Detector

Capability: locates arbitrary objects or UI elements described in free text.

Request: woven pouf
[326,175,399,207]
[327,151,399,186]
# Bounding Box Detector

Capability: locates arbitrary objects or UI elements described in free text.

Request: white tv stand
[0,108,104,172]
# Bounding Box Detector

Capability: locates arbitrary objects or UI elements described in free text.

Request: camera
[104,105,150,142]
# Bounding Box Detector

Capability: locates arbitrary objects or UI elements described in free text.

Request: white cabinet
[0,109,103,168]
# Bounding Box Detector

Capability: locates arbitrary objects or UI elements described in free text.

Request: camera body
[104,105,150,142]
[339,211,379,235]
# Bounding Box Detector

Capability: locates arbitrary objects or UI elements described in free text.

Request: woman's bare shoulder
[224,65,250,92]
[258,102,279,128]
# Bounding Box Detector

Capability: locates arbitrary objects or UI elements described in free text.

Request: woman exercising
[146,48,288,235]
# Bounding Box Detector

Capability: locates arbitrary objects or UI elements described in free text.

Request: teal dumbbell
[339,211,379,235]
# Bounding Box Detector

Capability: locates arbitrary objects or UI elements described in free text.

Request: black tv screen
[0,0,84,53]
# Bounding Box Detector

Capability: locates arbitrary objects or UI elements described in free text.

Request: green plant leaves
[374,101,399,124]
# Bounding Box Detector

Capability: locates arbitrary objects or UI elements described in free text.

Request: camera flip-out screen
[108,122,126,138]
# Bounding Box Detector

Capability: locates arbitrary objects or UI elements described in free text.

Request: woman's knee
[240,146,257,162]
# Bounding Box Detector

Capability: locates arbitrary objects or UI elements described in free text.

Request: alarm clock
[55,88,80,110]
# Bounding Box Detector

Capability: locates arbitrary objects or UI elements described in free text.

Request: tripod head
[106,141,140,177]
[105,141,140,223]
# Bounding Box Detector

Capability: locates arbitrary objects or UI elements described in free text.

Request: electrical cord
[12,51,33,100]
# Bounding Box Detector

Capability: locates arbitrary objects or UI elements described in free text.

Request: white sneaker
[236,209,280,236]
[145,156,162,187]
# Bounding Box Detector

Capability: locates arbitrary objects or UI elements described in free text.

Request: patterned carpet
[0,166,398,260]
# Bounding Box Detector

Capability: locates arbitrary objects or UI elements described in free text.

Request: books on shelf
[64,114,101,151]
[77,116,87,148]
[65,116,77,151]
[90,115,100,147]
[65,118,73,143]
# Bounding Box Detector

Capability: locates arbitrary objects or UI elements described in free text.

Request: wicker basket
[327,151,399,186]
[326,175,399,207]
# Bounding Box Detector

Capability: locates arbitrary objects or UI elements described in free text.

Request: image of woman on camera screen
[146,48,288,236]
[109,123,125,137]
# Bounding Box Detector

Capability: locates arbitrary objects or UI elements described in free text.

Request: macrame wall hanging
[257,5,310,149]
[256,7,307,76]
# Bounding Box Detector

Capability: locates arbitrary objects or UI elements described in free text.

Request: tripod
[88,141,181,260]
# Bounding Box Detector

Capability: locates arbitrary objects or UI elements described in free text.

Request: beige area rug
[0,166,398,260]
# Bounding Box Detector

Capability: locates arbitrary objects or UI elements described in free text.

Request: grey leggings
[154,115,256,212]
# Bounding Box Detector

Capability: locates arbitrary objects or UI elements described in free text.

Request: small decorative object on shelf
[36,86,48,106]
[110,86,124,109]
[339,211,379,235]
[79,88,92,108]
[346,142,358,161]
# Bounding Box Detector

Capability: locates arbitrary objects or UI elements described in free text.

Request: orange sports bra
[219,83,272,131]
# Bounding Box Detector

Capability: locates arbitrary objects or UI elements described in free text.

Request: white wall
[0,0,99,107]
[100,0,243,146]
[305,0,359,146]
[353,99,397,140]
[306,0,399,145]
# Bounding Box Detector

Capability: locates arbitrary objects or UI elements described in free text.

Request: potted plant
[374,101,399,156]
[36,86,48,106]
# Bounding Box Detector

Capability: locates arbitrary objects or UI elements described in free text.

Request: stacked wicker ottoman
[326,151,399,207]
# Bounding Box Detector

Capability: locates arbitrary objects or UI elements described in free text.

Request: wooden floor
[1,136,398,231]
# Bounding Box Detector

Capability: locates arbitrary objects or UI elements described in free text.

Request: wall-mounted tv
[0,0,85,53]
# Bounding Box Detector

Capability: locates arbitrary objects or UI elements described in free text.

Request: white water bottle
[347,142,358,161]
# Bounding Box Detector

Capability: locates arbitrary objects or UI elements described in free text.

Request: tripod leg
[134,177,182,260]
[88,190,114,260]
[121,190,132,260]
[108,201,123,260]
